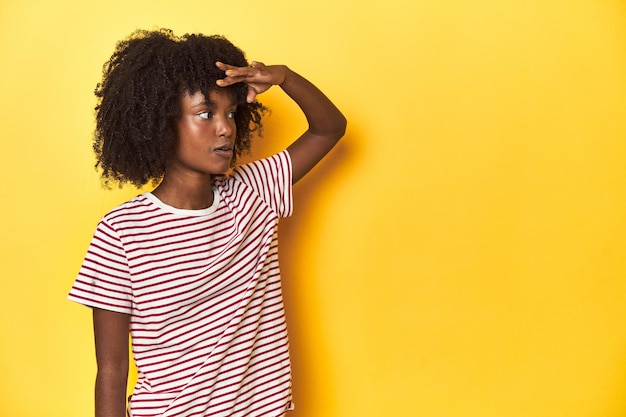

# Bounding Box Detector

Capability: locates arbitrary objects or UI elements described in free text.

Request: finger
[246,85,258,103]
[217,60,259,72]
[220,61,267,82]
[215,61,238,72]
[216,61,251,81]
[216,68,249,87]
[250,61,266,70]
[215,61,266,88]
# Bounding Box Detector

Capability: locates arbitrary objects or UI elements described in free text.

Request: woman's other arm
[93,308,130,417]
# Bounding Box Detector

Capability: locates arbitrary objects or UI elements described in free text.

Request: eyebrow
[190,96,238,109]
[190,100,213,109]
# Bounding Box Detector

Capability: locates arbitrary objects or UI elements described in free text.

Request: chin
[210,165,232,176]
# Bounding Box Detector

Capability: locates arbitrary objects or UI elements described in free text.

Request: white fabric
[69,151,294,417]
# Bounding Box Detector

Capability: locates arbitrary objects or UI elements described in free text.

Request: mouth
[213,145,234,158]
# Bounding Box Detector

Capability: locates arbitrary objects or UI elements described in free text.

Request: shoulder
[99,193,160,229]
[218,151,293,218]
[228,150,292,185]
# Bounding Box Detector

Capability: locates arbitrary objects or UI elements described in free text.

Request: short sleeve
[68,219,133,314]
[230,150,293,218]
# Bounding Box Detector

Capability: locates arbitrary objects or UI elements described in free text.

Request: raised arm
[93,308,130,417]
[216,61,347,183]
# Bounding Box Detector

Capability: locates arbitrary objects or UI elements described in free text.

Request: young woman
[68,28,346,417]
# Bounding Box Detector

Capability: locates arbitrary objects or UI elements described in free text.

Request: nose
[216,114,234,138]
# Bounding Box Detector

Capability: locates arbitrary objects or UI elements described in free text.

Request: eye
[227,111,237,119]
[198,111,213,119]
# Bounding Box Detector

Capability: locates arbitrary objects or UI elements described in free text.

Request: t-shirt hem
[67,294,132,315]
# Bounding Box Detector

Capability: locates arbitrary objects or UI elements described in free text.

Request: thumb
[246,84,258,103]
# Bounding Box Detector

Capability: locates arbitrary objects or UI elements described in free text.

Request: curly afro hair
[93,28,267,188]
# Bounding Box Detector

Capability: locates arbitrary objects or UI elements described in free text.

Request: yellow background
[1,0,625,416]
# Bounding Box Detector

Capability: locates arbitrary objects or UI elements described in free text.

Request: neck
[152,173,214,210]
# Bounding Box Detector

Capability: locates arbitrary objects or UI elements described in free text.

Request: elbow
[331,114,348,143]
[338,114,348,137]
[310,113,347,144]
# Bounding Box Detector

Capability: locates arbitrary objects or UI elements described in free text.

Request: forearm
[95,368,128,417]
[93,308,131,417]
[279,67,347,139]
[216,60,347,182]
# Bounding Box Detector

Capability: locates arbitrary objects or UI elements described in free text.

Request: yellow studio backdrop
[1,0,625,416]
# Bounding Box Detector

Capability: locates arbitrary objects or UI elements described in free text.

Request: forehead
[181,89,236,108]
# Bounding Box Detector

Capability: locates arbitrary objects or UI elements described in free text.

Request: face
[169,89,237,179]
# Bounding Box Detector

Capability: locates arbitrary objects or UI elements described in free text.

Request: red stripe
[69,152,294,417]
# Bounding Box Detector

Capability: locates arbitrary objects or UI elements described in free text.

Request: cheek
[173,124,199,157]
[177,118,198,140]
[175,119,208,150]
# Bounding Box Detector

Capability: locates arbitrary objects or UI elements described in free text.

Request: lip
[213,145,234,158]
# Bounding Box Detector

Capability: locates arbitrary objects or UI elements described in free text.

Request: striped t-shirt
[69,151,295,417]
